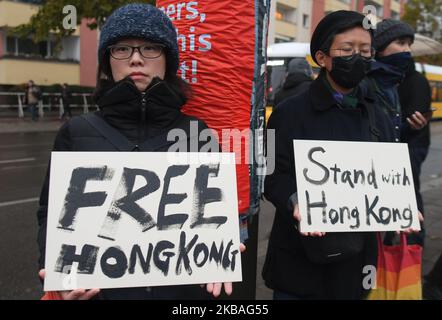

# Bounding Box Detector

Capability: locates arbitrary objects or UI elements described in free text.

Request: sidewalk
[422,186,442,276]
[421,122,442,275]
[0,116,64,133]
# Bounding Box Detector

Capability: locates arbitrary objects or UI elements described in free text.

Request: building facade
[0,0,408,86]
[268,0,405,45]
[0,0,97,88]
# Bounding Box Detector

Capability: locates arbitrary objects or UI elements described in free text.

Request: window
[275,11,283,21]
[5,36,57,58]
[18,38,39,55]
[276,4,296,23]
[17,37,49,57]
[378,6,384,18]
[429,81,442,102]
[391,11,400,20]
[50,41,57,57]
[364,0,383,18]
[303,14,309,28]
[6,37,16,54]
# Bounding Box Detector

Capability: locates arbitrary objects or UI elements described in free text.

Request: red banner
[157,1,256,214]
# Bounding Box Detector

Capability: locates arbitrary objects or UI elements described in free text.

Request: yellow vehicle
[417,63,442,119]
[266,42,442,122]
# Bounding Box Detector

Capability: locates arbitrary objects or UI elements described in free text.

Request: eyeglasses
[329,47,375,60]
[108,44,165,60]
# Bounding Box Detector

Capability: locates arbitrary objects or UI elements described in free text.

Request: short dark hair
[310,10,373,64]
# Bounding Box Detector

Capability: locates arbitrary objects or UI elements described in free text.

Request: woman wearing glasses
[263,11,395,299]
[36,3,241,300]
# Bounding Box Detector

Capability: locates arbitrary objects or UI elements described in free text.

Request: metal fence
[0,92,96,118]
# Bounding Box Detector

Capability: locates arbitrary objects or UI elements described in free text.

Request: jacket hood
[283,73,312,90]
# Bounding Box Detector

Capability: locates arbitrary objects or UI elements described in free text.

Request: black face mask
[329,54,371,89]
[376,52,412,75]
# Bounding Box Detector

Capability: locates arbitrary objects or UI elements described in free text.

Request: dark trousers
[408,146,429,246]
[272,252,367,300]
[28,103,38,120]
[273,290,301,300]
[62,103,72,119]
[427,254,442,287]
[221,214,259,299]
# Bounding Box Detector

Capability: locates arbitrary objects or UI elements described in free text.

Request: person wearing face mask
[366,19,428,143]
[35,3,244,300]
[367,20,427,247]
[262,11,395,300]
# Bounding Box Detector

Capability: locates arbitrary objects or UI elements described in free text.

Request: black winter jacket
[398,68,432,148]
[262,72,395,299]
[274,73,312,107]
[36,78,215,299]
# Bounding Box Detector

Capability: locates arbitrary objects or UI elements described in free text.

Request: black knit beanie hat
[98,3,179,76]
[374,19,415,53]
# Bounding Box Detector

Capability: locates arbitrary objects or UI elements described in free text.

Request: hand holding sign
[39,269,100,300]
[293,204,325,237]
[203,243,246,297]
[44,152,242,291]
[396,211,424,235]
[293,204,423,236]
[41,241,245,299]
[293,140,421,233]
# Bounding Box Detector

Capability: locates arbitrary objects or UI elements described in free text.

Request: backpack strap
[80,113,136,151]
[81,113,202,152]
[138,115,201,151]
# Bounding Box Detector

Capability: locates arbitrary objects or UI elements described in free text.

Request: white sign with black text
[44,152,241,291]
[293,140,420,233]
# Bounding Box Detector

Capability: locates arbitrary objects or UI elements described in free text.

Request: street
[0,120,441,299]
[0,131,53,299]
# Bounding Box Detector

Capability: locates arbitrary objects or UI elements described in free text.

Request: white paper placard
[44,152,241,291]
[293,140,420,233]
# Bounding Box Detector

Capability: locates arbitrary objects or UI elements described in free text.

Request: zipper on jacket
[138,92,147,148]
[136,81,162,149]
